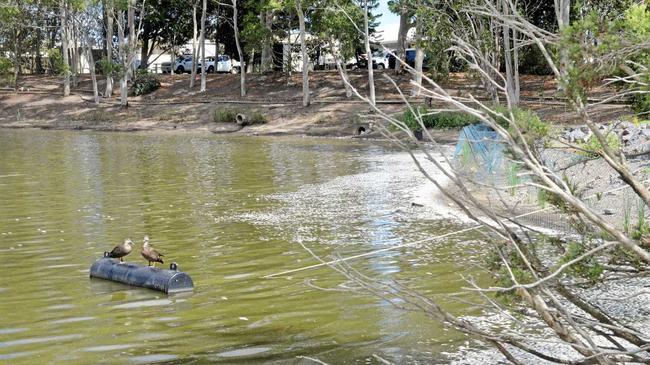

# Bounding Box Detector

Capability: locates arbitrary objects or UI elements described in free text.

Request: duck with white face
[107,239,134,262]
[141,235,165,267]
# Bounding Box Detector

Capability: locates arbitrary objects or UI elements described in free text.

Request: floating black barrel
[90,257,194,294]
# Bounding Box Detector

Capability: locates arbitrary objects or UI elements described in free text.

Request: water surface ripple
[0,130,487,364]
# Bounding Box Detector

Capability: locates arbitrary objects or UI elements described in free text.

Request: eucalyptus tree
[114,0,142,107]
[104,0,114,96]
[190,0,198,88]
[388,0,414,74]
[76,0,102,103]
[293,0,309,106]
[361,0,375,104]
[60,0,71,95]
[199,0,207,92]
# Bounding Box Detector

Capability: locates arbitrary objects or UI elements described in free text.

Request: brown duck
[141,235,164,267]
[108,238,134,262]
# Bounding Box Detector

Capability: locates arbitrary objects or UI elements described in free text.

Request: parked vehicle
[161,54,240,74]
[214,55,240,74]
[195,57,216,73]
[372,50,390,70]
[405,48,430,70]
[161,55,192,73]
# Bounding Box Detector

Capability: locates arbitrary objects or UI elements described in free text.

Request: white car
[162,55,240,74]
[198,56,241,74]
[214,55,240,74]
[372,50,390,69]
[161,55,193,73]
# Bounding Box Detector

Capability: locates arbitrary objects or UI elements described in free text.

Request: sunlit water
[0,129,489,364]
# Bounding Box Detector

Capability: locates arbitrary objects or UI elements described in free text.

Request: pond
[0,129,488,364]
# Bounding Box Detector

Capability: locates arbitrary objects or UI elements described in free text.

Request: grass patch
[212,108,268,125]
[249,111,268,124]
[402,107,476,130]
[213,108,238,123]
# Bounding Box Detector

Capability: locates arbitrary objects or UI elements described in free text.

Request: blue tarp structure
[453,124,504,180]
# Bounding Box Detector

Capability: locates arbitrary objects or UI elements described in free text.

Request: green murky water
[0,129,488,364]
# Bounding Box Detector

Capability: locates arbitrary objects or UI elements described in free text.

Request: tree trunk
[118,10,128,106]
[296,0,309,107]
[247,49,255,73]
[364,0,375,105]
[105,0,114,97]
[71,16,78,88]
[199,0,207,92]
[554,0,570,76]
[502,0,519,105]
[35,19,44,74]
[13,29,20,90]
[140,33,149,69]
[395,3,408,74]
[190,3,197,89]
[260,10,273,73]
[233,0,246,97]
[60,0,70,96]
[82,23,99,104]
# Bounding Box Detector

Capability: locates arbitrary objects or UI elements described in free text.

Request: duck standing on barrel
[141,235,164,267]
[107,238,135,262]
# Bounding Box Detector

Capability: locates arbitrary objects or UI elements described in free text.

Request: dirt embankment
[0,71,632,138]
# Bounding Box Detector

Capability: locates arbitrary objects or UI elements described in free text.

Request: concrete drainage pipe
[236,113,248,126]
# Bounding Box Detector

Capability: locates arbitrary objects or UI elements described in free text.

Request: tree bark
[190,3,198,88]
[554,0,570,76]
[199,0,207,92]
[13,28,20,90]
[395,2,409,74]
[260,10,273,73]
[71,15,78,88]
[82,22,99,104]
[502,0,519,105]
[104,0,114,97]
[60,0,70,96]
[296,0,309,107]
[364,0,375,105]
[118,10,128,106]
[411,3,423,98]
[35,15,44,74]
[233,0,246,97]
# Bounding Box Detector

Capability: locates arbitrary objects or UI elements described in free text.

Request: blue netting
[453,124,504,180]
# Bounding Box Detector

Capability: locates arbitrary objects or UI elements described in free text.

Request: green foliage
[250,111,269,124]
[560,3,650,103]
[213,108,238,123]
[577,133,621,157]
[47,48,66,75]
[402,107,476,131]
[129,71,160,96]
[489,105,550,144]
[97,58,120,76]
[485,246,534,302]
[0,56,13,87]
[558,242,603,283]
[518,45,554,75]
